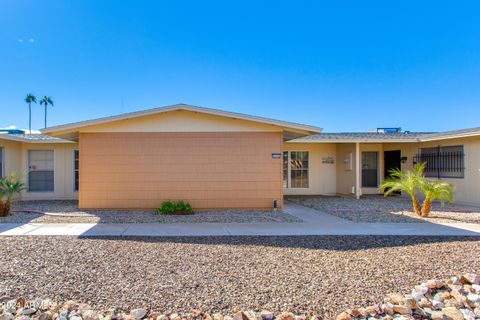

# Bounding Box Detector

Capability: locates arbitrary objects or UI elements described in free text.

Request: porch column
[355,142,361,199]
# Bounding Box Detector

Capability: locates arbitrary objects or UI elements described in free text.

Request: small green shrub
[156,200,193,215]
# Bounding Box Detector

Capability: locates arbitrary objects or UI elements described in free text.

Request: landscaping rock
[1,236,479,320]
[130,309,147,320]
[260,311,274,320]
[338,273,480,320]
[275,313,295,320]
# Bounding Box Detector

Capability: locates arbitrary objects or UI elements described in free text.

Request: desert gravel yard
[0,236,479,320]
[3,200,301,223]
[286,195,480,223]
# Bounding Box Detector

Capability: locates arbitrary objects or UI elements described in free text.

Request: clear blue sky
[1,1,479,132]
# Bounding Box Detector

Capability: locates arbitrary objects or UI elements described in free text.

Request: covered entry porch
[282,132,437,199]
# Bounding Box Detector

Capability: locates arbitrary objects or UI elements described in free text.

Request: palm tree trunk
[411,195,421,216]
[0,200,4,217]
[29,102,32,134]
[44,104,47,128]
[421,199,432,217]
[4,199,11,216]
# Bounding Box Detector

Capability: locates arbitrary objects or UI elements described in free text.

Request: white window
[28,150,54,192]
[283,151,309,188]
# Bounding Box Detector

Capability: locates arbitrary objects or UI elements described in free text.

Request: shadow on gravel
[7,200,297,224]
[77,235,480,251]
[285,194,480,224]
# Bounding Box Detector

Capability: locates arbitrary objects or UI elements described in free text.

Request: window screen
[28,150,54,192]
[362,152,379,188]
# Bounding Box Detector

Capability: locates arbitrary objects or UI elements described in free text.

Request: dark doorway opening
[384,150,401,194]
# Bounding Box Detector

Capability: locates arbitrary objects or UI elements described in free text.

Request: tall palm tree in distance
[39,96,54,128]
[24,93,37,134]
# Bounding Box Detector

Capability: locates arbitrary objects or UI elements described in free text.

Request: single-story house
[1,104,479,209]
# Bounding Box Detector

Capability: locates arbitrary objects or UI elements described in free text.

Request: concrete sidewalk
[0,203,479,237]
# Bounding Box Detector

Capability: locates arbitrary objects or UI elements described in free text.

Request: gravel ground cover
[0,236,478,320]
[286,195,480,224]
[2,200,301,223]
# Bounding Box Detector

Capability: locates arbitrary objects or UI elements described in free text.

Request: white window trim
[284,150,310,189]
[27,149,55,193]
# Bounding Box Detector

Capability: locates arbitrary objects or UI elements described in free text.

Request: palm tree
[419,179,454,217]
[0,172,26,216]
[379,163,426,216]
[39,96,54,128]
[24,93,37,133]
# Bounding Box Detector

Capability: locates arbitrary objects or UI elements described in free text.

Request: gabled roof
[289,132,434,143]
[41,104,322,136]
[420,127,480,141]
[288,127,480,143]
[0,134,74,144]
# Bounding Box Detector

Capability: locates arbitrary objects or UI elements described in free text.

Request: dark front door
[384,150,401,177]
[384,150,401,195]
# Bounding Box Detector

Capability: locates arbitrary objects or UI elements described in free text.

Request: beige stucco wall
[335,144,356,195]
[79,132,283,209]
[384,136,480,205]
[359,143,384,195]
[0,138,78,201]
[0,139,22,177]
[78,110,284,133]
[282,143,336,195]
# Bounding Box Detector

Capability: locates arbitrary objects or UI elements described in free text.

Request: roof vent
[376,127,401,133]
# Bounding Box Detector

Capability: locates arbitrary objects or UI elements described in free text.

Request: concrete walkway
[0,203,479,237]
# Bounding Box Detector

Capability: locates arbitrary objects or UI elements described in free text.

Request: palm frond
[40,96,54,107]
[24,93,37,103]
[421,179,454,206]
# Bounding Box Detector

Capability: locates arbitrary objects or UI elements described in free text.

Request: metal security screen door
[362,151,378,188]
[28,150,54,192]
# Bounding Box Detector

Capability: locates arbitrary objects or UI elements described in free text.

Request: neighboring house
[1,104,479,209]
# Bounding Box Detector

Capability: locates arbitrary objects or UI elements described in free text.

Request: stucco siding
[0,139,22,177]
[283,143,336,195]
[335,143,356,195]
[386,136,480,205]
[0,138,78,200]
[78,110,283,133]
[79,132,283,209]
[20,143,78,200]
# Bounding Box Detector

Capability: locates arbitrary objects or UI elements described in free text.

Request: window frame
[27,149,55,193]
[416,145,465,179]
[282,151,288,188]
[361,151,379,188]
[283,150,309,189]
